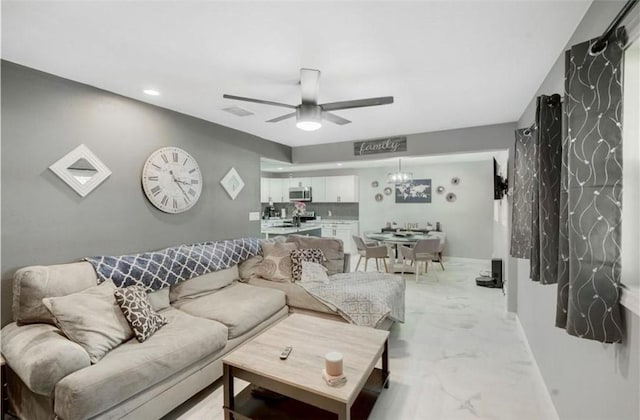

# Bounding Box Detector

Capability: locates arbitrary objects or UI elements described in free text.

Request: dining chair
[399,238,440,282]
[352,235,389,272]
[428,232,446,270]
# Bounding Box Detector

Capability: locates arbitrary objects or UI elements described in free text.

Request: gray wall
[1,61,291,326]
[292,122,515,164]
[515,2,640,419]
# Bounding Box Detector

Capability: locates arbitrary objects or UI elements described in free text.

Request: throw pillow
[301,261,330,283]
[238,255,264,282]
[290,248,326,282]
[256,242,298,282]
[42,281,134,364]
[114,286,168,342]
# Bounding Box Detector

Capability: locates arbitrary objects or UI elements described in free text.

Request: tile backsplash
[262,202,358,220]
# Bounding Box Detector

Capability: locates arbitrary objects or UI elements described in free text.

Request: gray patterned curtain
[530,95,563,284]
[555,30,626,343]
[510,128,536,258]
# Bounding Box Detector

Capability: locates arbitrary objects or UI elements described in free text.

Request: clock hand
[169,170,191,200]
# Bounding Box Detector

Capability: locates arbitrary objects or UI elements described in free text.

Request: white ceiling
[261,150,504,173]
[2,1,592,147]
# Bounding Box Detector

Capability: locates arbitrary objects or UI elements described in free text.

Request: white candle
[325,351,343,376]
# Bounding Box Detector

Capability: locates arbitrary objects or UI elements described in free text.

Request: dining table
[364,231,437,273]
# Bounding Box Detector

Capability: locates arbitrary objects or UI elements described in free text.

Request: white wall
[358,160,494,260]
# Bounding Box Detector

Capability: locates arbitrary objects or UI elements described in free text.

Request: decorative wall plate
[375,193,383,202]
[383,187,393,195]
[437,186,445,194]
[49,144,112,197]
[220,167,245,200]
[142,147,202,213]
[451,177,461,185]
[371,180,379,188]
[446,192,457,202]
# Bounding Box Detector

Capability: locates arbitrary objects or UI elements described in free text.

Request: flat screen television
[493,158,508,200]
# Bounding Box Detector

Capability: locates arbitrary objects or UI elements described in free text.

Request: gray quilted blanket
[299,272,405,327]
[85,238,260,291]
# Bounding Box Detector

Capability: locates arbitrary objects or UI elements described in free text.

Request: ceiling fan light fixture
[296,105,322,131]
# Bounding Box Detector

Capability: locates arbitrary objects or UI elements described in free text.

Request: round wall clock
[142,147,202,213]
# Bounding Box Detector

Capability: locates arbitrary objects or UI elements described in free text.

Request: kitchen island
[261,223,322,239]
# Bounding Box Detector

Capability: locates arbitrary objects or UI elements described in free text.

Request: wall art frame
[220,167,245,200]
[49,144,112,197]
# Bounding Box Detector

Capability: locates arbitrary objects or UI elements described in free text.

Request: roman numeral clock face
[142,147,202,213]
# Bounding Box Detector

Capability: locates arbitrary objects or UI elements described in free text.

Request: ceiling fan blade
[322,111,351,125]
[320,96,394,112]
[300,68,320,105]
[223,94,296,109]
[266,112,296,123]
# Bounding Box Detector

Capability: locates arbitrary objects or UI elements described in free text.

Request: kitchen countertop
[261,223,322,236]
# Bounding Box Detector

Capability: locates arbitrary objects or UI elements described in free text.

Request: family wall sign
[353,136,407,156]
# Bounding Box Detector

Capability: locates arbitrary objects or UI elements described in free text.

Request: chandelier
[387,158,413,184]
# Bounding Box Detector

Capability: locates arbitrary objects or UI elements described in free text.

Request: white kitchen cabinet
[324,175,359,202]
[311,177,326,202]
[268,178,288,203]
[288,177,311,188]
[320,221,359,254]
[260,178,270,203]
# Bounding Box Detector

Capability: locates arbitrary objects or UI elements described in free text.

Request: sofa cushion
[42,281,133,364]
[147,287,170,311]
[286,235,345,275]
[12,262,97,325]
[54,308,228,420]
[238,255,264,281]
[1,322,91,396]
[169,266,239,302]
[172,282,286,339]
[114,286,168,342]
[256,242,297,282]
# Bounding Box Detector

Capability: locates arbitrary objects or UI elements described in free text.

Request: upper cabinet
[260,178,270,203]
[287,177,312,188]
[310,177,327,202]
[261,175,358,203]
[324,175,359,202]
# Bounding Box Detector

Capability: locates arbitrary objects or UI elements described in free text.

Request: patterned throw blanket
[85,238,260,291]
[299,272,405,327]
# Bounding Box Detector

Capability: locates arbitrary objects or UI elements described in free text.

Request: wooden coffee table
[223,314,390,420]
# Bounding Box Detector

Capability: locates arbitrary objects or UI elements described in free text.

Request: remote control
[280,346,293,360]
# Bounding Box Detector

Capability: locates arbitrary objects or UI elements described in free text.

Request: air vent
[222,106,254,117]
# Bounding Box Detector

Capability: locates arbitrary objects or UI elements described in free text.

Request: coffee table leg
[338,406,351,420]
[223,364,234,420]
[382,339,389,389]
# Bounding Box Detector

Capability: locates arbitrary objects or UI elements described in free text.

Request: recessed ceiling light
[337,163,343,166]
[143,89,160,96]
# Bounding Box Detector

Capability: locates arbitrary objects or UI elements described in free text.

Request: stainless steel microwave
[289,187,312,201]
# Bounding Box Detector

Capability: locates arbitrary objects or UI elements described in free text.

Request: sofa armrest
[343,253,351,273]
[1,322,90,396]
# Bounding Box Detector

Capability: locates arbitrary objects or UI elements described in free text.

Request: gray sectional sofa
[1,261,288,420]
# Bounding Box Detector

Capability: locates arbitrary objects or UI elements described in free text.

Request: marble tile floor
[164,259,558,420]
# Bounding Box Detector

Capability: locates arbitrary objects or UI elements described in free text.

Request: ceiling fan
[223,68,394,131]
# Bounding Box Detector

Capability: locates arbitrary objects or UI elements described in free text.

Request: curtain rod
[591,0,639,53]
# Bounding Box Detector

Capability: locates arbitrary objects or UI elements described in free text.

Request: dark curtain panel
[556,30,626,343]
[530,95,563,284]
[556,51,572,328]
[510,128,536,258]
